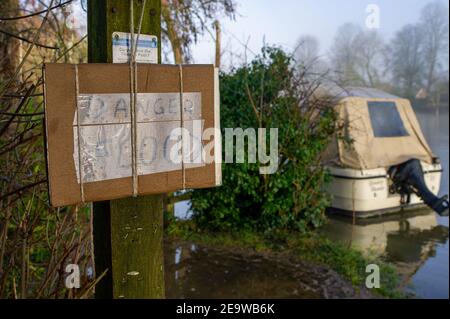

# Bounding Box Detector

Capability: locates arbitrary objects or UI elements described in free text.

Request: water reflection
[322,208,449,298]
[322,210,448,259]
[385,214,447,264]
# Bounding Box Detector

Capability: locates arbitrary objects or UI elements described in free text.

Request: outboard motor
[388,159,449,216]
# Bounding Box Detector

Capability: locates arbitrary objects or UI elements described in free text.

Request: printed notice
[112,32,158,64]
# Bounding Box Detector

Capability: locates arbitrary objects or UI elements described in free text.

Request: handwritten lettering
[73,93,203,183]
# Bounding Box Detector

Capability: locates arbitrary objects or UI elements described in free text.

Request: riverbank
[165,221,405,299]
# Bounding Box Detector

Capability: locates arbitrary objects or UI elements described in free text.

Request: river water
[168,106,449,299]
[322,106,449,299]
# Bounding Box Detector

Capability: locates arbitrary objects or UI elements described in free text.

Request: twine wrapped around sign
[129,1,137,197]
[74,0,191,201]
[129,0,187,193]
[129,0,147,197]
[178,64,186,190]
[74,64,85,203]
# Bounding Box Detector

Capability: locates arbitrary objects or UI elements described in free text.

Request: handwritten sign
[44,63,220,206]
[73,93,204,183]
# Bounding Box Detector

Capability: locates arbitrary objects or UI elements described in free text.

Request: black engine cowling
[388,159,449,216]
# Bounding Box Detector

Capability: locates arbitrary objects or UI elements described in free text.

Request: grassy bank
[166,220,405,299]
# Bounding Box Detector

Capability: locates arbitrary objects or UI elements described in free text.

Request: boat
[321,87,448,218]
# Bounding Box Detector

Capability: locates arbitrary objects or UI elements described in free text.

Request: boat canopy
[322,87,435,169]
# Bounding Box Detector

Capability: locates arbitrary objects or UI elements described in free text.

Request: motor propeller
[389,159,449,217]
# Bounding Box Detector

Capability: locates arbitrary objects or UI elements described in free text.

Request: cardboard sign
[44,63,221,207]
[112,32,158,64]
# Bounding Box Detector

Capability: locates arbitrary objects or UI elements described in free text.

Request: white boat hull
[325,162,443,217]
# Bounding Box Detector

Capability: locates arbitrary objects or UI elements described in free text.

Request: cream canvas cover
[322,88,435,170]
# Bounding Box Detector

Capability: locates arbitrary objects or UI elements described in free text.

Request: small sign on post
[43,63,221,207]
[112,32,158,64]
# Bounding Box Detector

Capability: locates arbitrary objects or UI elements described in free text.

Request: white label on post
[112,32,158,64]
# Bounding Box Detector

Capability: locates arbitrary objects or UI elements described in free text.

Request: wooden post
[87,0,165,299]
[214,20,221,69]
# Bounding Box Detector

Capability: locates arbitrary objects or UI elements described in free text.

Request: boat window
[368,101,409,137]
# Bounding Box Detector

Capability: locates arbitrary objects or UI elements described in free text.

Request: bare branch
[0,28,59,50]
[0,0,56,98]
[0,0,74,21]
[0,179,47,202]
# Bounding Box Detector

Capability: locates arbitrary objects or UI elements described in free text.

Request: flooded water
[407,107,449,299]
[169,106,449,299]
[164,241,372,299]
[322,106,449,299]
[322,209,448,298]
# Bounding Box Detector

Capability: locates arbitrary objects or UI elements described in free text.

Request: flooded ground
[169,106,449,299]
[164,241,373,299]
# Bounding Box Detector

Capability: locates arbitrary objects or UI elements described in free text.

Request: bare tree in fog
[329,23,362,86]
[330,24,386,87]
[387,24,424,99]
[294,35,329,80]
[419,1,449,100]
[325,1,449,104]
[295,35,320,68]
[353,30,386,87]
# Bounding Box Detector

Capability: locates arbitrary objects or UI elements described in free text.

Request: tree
[161,0,236,64]
[0,0,20,84]
[419,1,449,97]
[387,24,424,99]
[295,35,320,68]
[353,30,385,87]
[329,23,363,86]
[0,0,92,299]
[294,34,329,79]
[330,23,386,87]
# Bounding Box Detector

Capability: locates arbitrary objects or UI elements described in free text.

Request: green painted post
[87,0,165,299]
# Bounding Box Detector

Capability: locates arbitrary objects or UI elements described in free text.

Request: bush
[191,47,338,233]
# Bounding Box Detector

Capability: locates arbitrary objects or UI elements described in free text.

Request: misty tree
[419,1,449,99]
[329,23,362,86]
[294,35,320,68]
[387,24,424,99]
[353,30,385,87]
[330,23,386,87]
[294,35,329,81]
[161,0,236,64]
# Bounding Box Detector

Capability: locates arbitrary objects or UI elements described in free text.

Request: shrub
[191,47,338,233]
